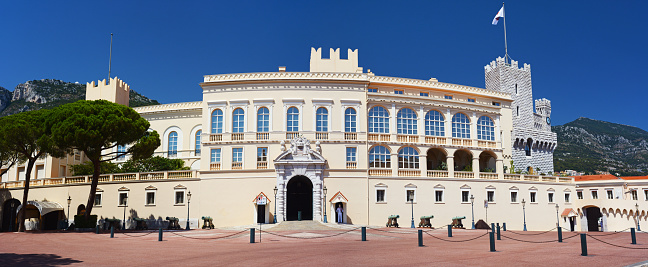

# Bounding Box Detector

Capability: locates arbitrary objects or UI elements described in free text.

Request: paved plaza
[1,222,648,266]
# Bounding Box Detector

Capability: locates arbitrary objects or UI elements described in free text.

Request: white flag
[492,6,504,25]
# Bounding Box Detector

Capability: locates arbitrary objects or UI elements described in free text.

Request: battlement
[535,98,552,116]
[310,47,363,73]
[86,77,130,106]
[484,57,531,73]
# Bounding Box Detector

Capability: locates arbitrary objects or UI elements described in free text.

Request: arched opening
[585,206,602,232]
[2,199,21,232]
[453,150,472,172]
[77,204,86,216]
[479,151,497,172]
[427,148,447,170]
[525,138,533,156]
[286,175,313,221]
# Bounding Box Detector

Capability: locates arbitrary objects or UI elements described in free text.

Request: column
[447,156,455,178]
[391,151,398,176]
[444,109,452,138]
[418,106,425,137]
[472,156,480,177]
[470,112,478,144]
[496,159,504,179]
[419,154,427,177]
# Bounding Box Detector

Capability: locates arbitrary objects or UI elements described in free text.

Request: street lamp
[122,195,128,230]
[555,204,560,228]
[323,186,328,223]
[67,195,72,229]
[522,198,527,231]
[470,194,475,229]
[273,186,278,224]
[186,191,192,230]
[410,197,415,229]
[636,203,641,231]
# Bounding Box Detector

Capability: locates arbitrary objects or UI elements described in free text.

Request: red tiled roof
[620,175,648,180]
[574,174,619,181]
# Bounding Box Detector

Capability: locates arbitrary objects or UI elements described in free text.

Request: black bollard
[580,234,587,256]
[362,227,367,241]
[448,225,452,237]
[96,225,100,234]
[502,222,506,231]
[631,228,636,245]
[489,232,496,252]
[418,229,423,247]
[496,224,501,240]
[491,223,495,232]
[298,211,302,221]
[110,225,114,238]
[250,228,255,243]
[159,228,163,241]
[558,227,563,243]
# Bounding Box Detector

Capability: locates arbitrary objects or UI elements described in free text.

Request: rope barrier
[167,230,248,240]
[119,230,158,238]
[367,227,440,234]
[506,227,558,236]
[584,228,631,237]
[423,231,489,242]
[500,233,580,243]
[260,227,361,239]
[587,234,648,250]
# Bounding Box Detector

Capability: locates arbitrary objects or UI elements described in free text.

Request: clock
[546,117,551,124]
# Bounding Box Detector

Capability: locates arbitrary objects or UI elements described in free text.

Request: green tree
[120,156,188,173]
[48,100,160,219]
[71,161,121,176]
[0,110,54,231]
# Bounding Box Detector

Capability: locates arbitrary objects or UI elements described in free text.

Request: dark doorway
[569,217,575,231]
[77,204,86,216]
[335,203,344,223]
[585,207,602,232]
[286,175,313,221]
[42,211,60,230]
[2,199,21,232]
[257,205,265,223]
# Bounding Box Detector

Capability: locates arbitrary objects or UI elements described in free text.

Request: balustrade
[210,163,221,170]
[231,133,245,141]
[455,171,475,179]
[286,132,300,139]
[425,136,446,144]
[427,170,448,178]
[344,132,357,140]
[257,161,268,169]
[368,169,392,176]
[368,133,390,142]
[209,134,222,142]
[398,169,420,177]
[479,172,498,179]
[232,162,243,170]
[256,133,269,140]
[315,132,328,140]
[346,162,357,169]
[397,135,418,143]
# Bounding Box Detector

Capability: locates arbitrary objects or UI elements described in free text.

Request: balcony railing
[368,134,390,142]
[210,163,221,170]
[398,169,421,177]
[504,174,521,180]
[1,170,198,189]
[231,133,244,141]
[368,169,392,176]
[344,132,357,140]
[286,132,300,139]
[315,132,328,140]
[479,172,498,179]
[397,135,418,143]
[209,134,222,142]
[257,161,268,169]
[346,162,357,169]
[425,136,446,145]
[452,138,473,147]
[427,170,448,178]
[232,162,243,170]
[256,133,269,140]
[478,141,497,148]
[455,171,474,179]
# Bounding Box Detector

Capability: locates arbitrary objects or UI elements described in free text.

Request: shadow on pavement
[0,253,82,266]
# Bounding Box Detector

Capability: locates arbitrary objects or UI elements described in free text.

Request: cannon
[166,216,181,230]
[386,215,400,227]
[418,215,434,228]
[451,216,466,229]
[133,218,148,230]
[201,216,214,229]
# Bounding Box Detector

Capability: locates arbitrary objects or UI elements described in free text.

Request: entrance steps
[270,220,339,231]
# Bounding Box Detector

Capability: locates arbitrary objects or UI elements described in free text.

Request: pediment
[274,137,326,164]
[329,191,348,203]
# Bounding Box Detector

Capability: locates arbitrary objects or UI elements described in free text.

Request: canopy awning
[16,200,64,216]
[561,208,578,217]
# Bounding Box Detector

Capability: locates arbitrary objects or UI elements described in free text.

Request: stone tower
[85,77,130,106]
[485,57,557,174]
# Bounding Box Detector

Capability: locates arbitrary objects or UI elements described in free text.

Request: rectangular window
[211,148,221,163]
[368,88,378,93]
[146,191,156,205]
[644,189,648,201]
[530,192,537,203]
[420,92,429,97]
[591,190,598,199]
[461,191,470,203]
[406,190,415,202]
[175,191,185,205]
[435,190,443,203]
[548,192,554,203]
[377,189,385,203]
[606,190,613,199]
[487,191,495,202]
[394,89,404,95]
[232,148,243,163]
[94,192,102,207]
[492,102,501,106]
[565,193,571,203]
[257,147,268,162]
[119,192,128,206]
[346,147,357,162]
[631,190,638,201]
[117,145,126,161]
[444,95,453,100]
[577,191,583,199]
[510,192,518,203]
[467,98,475,103]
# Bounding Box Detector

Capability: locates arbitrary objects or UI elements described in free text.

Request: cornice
[134,101,203,115]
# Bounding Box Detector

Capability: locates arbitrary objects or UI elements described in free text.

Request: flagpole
[502,3,509,63]
[108,33,113,83]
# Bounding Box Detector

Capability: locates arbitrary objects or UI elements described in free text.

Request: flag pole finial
[108,33,113,83]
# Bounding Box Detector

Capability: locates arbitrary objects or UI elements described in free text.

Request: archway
[2,199,21,232]
[585,206,602,232]
[286,175,313,221]
[479,151,497,172]
[426,148,447,170]
[77,204,86,216]
[453,150,472,171]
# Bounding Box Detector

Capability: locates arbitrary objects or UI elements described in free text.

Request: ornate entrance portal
[287,175,313,220]
[274,137,326,222]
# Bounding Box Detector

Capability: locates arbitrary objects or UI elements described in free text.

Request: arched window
[369,146,391,168]
[398,147,419,169]
[425,110,445,136]
[397,108,417,135]
[286,107,299,132]
[452,113,470,139]
[117,145,126,161]
[195,130,202,155]
[257,107,269,132]
[477,116,495,141]
[525,138,532,156]
[211,109,223,133]
[345,108,356,133]
[368,106,389,133]
[232,108,244,133]
[168,131,178,157]
[316,107,328,132]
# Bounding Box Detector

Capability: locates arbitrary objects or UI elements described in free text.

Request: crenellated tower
[85,77,130,106]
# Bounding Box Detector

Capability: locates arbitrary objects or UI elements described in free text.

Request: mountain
[553,117,648,176]
[0,79,159,117]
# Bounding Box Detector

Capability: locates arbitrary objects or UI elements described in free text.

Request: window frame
[94,192,103,207]
[510,190,519,203]
[194,130,202,156]
[369,145,391,169]
[487,190,495,203]
[232,147,243,163]
[548,192,555,203]
[286,106,300,132]
[564,192,571,203]
[344,108,357,133]
[257,107,270,133]
[576,190,583,200]
[146,190,156,206]
[591,190,598,200]
[375,185,387,203]
[257,147,268,163]
[461,190,471,203]
[477,116,495,141]
[397,108,418,135]
[406,188,417,203]
[398,147,419,169]
[168,131,178,157]
[316,107,329,132]
[420,92,429,97]
[452,113,471,139]
[394,89,404,95]
[174,189,186,206]
[425,110,445,137]
[210,148,221,163]
[232,108,245,133]
[435,188,445,203]
[211,109,224,134]
[368,106,390,133]
[346,147,357,163]
[530,191,537,203]
[118,191,129,207]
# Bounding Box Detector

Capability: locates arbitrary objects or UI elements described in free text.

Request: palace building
[1,48,645,232]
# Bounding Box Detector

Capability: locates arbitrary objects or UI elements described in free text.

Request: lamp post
[470,194,475,229]
[273,186,278,224]
[122,195,128,230]
[410,198,415,229]
[522,198,527,231]
[555,204,560,228]
[67,195,72,228]
[186,191,192,230]
[636,203,641,231]
[323,185,328,223]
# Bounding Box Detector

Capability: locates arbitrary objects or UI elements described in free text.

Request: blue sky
[1,1,646,130]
